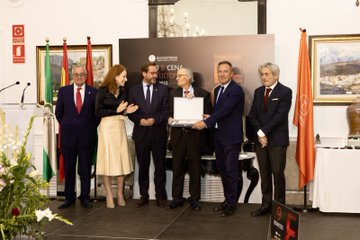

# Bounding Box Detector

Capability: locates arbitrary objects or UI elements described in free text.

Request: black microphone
[20,82,31,104]
[0,81,20,92]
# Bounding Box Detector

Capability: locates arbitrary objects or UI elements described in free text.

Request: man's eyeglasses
[176,74,187,78]
[73,73,86,78]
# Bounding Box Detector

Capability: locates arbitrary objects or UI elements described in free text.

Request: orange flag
[293,28,315,190]
[85,36,94,86]
[58,38,70,183]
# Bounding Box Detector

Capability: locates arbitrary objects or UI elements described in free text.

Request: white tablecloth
[312,147,360,213]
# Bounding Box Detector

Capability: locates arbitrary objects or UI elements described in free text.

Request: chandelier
[157,6,205,38]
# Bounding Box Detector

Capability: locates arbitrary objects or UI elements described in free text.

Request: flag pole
[293,185,317,212]
[292,28,318,213]
[85,36,104,203]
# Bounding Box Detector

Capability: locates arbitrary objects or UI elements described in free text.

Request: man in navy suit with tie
[55,64,99,209]
[128,62,169,208]
[193,61,244,217]
[248,62,292,217]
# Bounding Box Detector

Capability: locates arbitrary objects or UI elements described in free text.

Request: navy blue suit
[128,82,169,199]
[55,84,99,203]
[204,80,244,205]
[248,82,292,207]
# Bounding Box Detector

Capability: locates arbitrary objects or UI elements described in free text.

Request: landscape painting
[310,34,360,103]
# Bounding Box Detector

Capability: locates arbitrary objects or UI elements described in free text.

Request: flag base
[293,184,318,213]
[293,206,318,213]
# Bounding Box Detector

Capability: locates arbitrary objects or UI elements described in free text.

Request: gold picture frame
[310,34,360,104]
[36,44,112,104]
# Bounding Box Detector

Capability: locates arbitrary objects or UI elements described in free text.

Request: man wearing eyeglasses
[128,62,169,208]
[167,67,211,211]
[56,64,100,209]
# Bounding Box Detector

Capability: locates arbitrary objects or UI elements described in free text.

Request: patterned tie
[145,85,151,109]
[264,87,271,107]
[216,86,224,103]
[184,90,189,97]
[76,87,82,113]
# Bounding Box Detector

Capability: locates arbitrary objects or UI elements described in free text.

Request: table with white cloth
[311,147,360,213]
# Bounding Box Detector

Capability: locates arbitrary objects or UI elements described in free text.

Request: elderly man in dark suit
[167,67,211,211]
[128,62,169,208]
[248,62,292,217]
[193,61,244,217]
[55,64,99,209]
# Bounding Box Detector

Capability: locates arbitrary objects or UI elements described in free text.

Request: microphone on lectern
[0,81,20,93]
[20,82,31,104]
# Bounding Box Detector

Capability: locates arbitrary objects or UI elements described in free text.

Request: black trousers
[135,134,167,200]
[62,143,94,202]
[255,145,287,208]
[171,130,201,202]
[214,135,241,206]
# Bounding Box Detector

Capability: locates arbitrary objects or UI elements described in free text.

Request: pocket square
[271,98,278,101]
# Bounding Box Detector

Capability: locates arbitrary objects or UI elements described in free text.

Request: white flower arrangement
[0,116,72,239]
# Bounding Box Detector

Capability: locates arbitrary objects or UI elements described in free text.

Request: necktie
[216,86,224,103]
[145,85,151,109]
[264,87,271,107]
[76,87,82,113]
[184,90,189,97]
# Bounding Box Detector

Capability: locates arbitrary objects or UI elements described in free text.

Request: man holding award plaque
[193,61,244,217]
[167,67,211,211]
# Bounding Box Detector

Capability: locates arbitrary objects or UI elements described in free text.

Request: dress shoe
[58,200,75,209]
[117,192,126,207]
[167,201,184,209]
[106,196,115,209]
[213,201,226,212]
[135,197,149,208]
[190,201,201,211]
[81,200,93,209]
[118,198,126,207]
[221,204,236,217]
[156,198,166,208]
[251,207,271,217]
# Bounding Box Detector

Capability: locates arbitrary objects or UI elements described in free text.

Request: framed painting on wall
[36,44,112,104]
[310,34,360,104]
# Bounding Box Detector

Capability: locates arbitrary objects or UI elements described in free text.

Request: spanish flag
[293,28,315,190]
[58,38,69,183]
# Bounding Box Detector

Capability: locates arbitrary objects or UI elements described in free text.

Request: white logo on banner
[148,55,156,62]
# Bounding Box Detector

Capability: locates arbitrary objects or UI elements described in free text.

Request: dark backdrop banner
[119,35,274,115]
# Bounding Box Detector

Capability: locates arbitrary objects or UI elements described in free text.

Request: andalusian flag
[58,38,69,182]
[43,39,57,182]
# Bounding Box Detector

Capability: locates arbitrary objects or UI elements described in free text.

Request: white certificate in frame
[171,97,203,127]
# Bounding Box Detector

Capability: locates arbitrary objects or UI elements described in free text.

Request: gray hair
[180,67,194,83]
[72,64,87,74]
[258,62,280,77]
